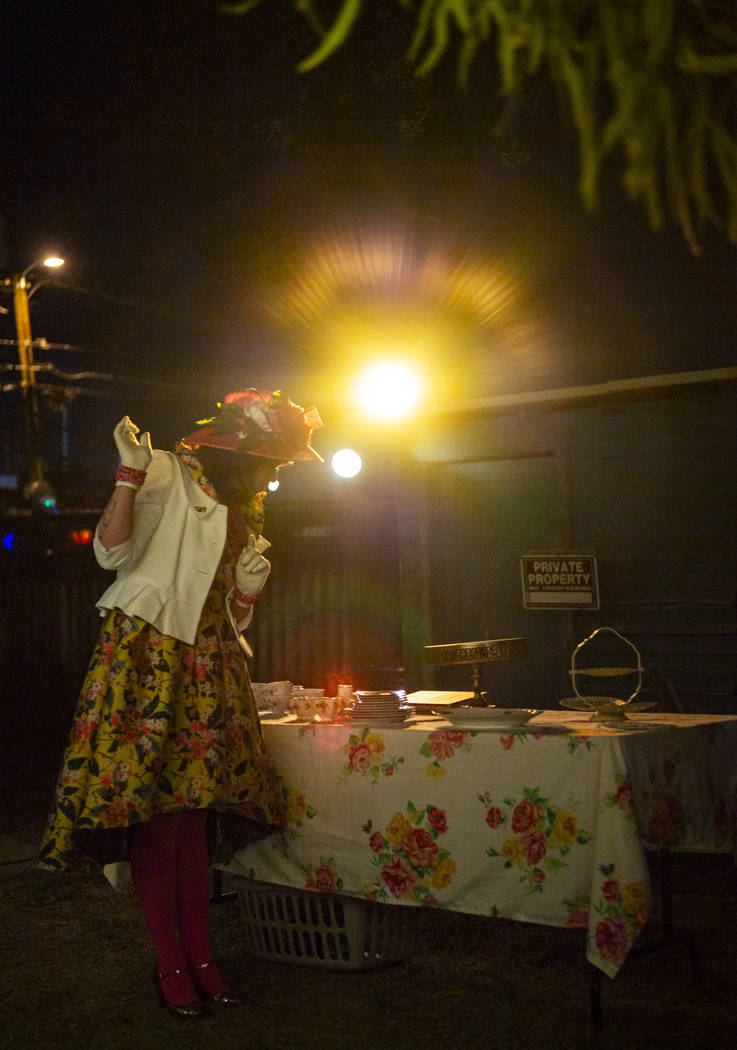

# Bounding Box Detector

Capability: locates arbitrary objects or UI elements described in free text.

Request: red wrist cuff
[233,586,260,606]
[115,465,147,488]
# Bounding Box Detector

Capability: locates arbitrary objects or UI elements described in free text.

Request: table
[225,711,737,978]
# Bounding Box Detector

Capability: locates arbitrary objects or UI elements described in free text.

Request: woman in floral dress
[39,389,322,1018]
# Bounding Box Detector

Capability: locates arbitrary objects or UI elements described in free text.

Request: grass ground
[1,850,735,1050]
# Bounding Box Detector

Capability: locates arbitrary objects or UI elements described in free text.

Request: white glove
[113,416,153,472]
[235,535,271,598]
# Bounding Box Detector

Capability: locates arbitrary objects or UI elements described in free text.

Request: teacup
[313,696,347,722]
[263,680,292,717]
[251,682,269,709]
[337,684,354,700]
[292,695,319,721]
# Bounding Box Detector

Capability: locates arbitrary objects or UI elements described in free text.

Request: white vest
[93,451,229,644]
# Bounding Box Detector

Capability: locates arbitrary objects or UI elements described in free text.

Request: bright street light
[352,360,423,423]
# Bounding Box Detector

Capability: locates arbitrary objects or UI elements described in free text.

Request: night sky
[2,1,736,481]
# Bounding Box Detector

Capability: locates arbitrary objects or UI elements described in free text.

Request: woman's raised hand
[235,535,271,596]
[114,416,153,471]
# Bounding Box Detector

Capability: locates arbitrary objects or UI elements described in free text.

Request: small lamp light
[24,478,58,515]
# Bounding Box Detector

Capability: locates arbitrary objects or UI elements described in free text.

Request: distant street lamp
[4,255,65,512]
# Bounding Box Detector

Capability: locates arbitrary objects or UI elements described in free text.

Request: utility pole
[13,272,45,496]
[5,256,64,512]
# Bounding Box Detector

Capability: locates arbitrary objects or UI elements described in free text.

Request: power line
[2,382,151,400]
[0,362,115,381]
[0,337,86,353]
[17,278,242,339]
[0,335,212,366]
[0,376,202,398]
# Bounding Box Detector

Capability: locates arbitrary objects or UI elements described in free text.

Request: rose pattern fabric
[567,735,596,753]
[275,776,316,836]
[362,802,454,904]
[637,750,690,847]
[344,727,404,782]
[479,787,592,891]
[225,714,737,980]
[420,728,474,775]
[602,776,635,816]
[563,896,591,929]
[40,576,282,872]
[302,858,343,893]
[590,864,651,968]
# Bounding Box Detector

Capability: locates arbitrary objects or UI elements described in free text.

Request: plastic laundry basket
[238,880,415,971]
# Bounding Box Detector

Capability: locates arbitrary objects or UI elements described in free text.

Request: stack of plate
[350,690,413,726]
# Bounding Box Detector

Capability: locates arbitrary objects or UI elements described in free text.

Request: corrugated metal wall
[401,380,737,713]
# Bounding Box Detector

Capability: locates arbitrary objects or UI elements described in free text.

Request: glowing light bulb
[331,449,362,479]
[354,361,421,422]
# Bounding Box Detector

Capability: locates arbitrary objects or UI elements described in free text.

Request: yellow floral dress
[39,454,283,873]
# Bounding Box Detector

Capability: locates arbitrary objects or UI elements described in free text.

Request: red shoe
[191,960,249,1007]
[154,967,211,1020]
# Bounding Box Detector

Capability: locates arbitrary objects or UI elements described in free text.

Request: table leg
[589,968,604,1030]
[210,868,238,905]
[638,849,701,983]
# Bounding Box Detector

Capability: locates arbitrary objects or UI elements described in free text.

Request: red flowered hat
[183,389,323,462]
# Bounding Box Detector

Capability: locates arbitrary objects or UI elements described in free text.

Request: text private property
[527,560,590,587]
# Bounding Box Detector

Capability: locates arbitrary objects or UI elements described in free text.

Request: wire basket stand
[559,626,655,719]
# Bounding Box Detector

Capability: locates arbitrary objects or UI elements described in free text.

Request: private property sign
[520,552,599,610]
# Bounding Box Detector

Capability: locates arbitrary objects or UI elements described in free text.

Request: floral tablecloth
[225,711,737,977]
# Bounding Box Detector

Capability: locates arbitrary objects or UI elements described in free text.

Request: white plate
[445,721,567,734]
[348,716,412,726]
[350,709,412,718]
[353,708,407,716]
[445,707,542,727]
[600,720,662,732]
[352,705,413,715]
[353,700,410,708]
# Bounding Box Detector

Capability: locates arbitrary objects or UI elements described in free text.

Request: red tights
[130,809,227,1005]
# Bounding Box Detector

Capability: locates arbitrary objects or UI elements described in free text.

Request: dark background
[2,1,735,468]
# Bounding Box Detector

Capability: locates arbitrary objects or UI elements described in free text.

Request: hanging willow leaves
[295,0,364,72]
[223,0,737,253]
[219,0,265,14]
